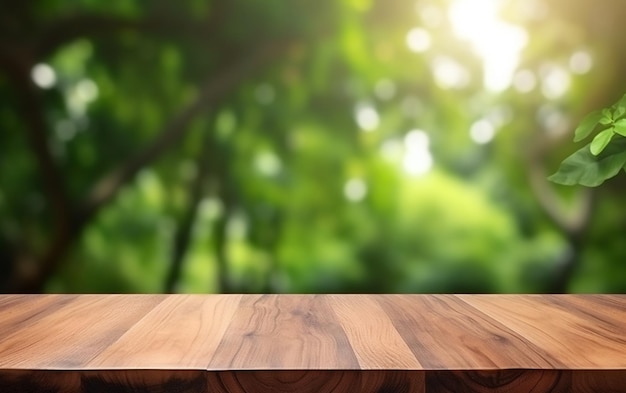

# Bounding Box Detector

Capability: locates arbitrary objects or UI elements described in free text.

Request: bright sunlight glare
[470,119,496,144]
[355,103,380,132]
[406,27,432,53]
[254,150,282,177]
[403,129,433,176]
[344,178,368,202]
[448,0,528,92]
[540,64,570,100]
[31,63,57,89]
[569,50,593,75]
[431,56,470,90]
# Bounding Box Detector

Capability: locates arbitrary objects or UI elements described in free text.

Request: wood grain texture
[207,370,424,393]
[208,295,360,370]
[0,370,424,393]
[377,295,558,369]
[427,370,626,393]
[427,370,570,392]
[81,370,207,393]
[89,295,242,369]
[0,295,163,369]
[0,295,76,336]
[0,370,206,393]
[328,294,422,370]
[0,370,81,393]
[459,295,626,369]
[1,294,626,392]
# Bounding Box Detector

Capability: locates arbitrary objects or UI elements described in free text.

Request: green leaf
[614,119,626,137]
[611,93,626,120]
[599,108,613,125]
[616,93,626,110]
[590,128,614,155]
[549,137,626,186]
[574,110,603,142]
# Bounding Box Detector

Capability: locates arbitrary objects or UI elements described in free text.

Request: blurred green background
[1,0,626,294]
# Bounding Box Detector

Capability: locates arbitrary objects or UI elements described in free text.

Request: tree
[2,0,626,294]
[0,0,338,292]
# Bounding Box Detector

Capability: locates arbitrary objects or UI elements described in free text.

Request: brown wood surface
[1,294,625,392]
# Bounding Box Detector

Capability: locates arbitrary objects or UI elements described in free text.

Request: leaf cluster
[549,94,626,186]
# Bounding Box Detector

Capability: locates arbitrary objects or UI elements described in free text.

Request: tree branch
[35,6,234,60]
[11,67,74,241]
[527,157,595,293]
[37,14,143,58]
[2,69,77,293]
[80,42,286,222]
[5,41,289,293]
[164,130,213,293]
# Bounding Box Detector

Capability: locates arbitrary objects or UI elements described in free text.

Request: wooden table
[1,295,625,392]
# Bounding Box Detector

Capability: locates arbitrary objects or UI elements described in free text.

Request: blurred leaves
[2,0,626,294]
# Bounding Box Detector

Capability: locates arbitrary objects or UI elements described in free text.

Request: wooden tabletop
[1,294,625,392]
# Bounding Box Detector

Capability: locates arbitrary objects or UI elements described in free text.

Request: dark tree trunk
[164,130,214,293]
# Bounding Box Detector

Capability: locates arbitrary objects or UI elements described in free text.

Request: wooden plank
[0,294,625,392]
[427,370,626,393]
[1,369,622,393]
[89,295,242,369]
[0,295,163,369]
[426,370,571,392]
[208,295,360,370]
[546,295,626,335]
[327,294,422,370]
[570,370,626,392]
[82,370,207,393]
[459,295,626,369]
[0,295,77,338]
[0,370,206,393]
[206,370,424,393]
[0,370,81,393]
[378,295,559,369]
[0,369,425,393]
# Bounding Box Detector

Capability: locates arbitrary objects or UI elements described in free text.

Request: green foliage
[548,138,626,187]
[3,0,626,294]
[550,94,626,186]
[574,110,603,142]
